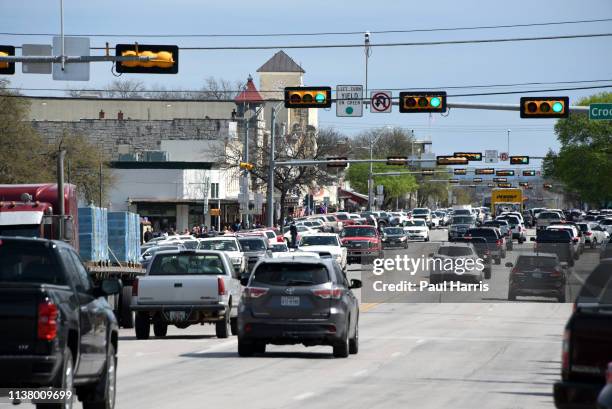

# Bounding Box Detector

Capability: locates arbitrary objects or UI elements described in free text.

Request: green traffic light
[345,106,353,115]
[552,102,563,113]
[315,93,326,103]
[430,97,441,107]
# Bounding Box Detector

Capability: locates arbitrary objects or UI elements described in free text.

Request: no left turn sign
[370,90,392,113]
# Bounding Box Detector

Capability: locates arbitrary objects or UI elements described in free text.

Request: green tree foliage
[346,162,418,204]
[543,92,612,206]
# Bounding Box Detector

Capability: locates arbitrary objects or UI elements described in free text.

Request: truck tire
[135,312,150,340]
[119,285,134,329]
[215,311,230,339]
[230,317,238,336]
[81,344,117,409]
[238,338,254,357]
[37,349,75,409]
[153,322,167,337]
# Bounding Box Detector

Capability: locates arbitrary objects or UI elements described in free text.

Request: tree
[345,163,417,208]
[543,92,612,207]
[104,79,146,99]
[416,169,451,207]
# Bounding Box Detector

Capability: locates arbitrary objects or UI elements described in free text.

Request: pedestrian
[143,229,153,243]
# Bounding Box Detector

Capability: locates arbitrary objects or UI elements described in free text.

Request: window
[211,183,219,199]
[149,254,226,276]
[437,246,474,257]
[238,238,267,251]
[341,228,376,237]
[300,236,338,246]
[0,241,64,285]
[199,240,238,251]
[252,263,330,286]
[68,251,93,292]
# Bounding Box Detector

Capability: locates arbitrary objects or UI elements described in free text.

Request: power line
[1,18,611,38]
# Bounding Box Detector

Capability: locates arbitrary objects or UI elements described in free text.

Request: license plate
[281,296,300,307]
[167,311,187,321]
[531,272,542,278]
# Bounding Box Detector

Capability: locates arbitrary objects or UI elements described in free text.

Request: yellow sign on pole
[209,208,220,216]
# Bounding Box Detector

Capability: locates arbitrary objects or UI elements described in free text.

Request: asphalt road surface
[5,227,603,409]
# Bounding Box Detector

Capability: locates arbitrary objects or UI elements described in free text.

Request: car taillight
[132,278,139,296]
[244,287,268,299]
[606,363,612,384]
[218,277,226,295]
[276,236,284,243]
[562,329,570,378]
[584,232,592,236]
[496,239,502,247]
[37,299,58,341]
[311,288,343,299]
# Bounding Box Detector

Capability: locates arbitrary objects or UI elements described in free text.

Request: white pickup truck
[131,249,242,339]
[297,233,348,271]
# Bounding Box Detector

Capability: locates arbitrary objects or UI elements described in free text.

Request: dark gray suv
[237,257,361,358]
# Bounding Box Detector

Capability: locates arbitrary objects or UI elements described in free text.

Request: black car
[465,227,504,264]
[0,237,120,409]
[506,254,567,302]
[237,257,361,358]
[381,227,408,249]
[237,236,271,275]
[531,229,575,266]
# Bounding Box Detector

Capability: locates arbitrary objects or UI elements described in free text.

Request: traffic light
[522,170,536,177]
[496,170,515,176]
[498,183,513,188]
[387,156,408,166]
[519,182,530,187]
[0,46,15,75]
[239,162,254,171]
[473,178,483,183]
[543,183,553,190]
[326,157,348,168]
[520,96,569,118]
[437,156,468,165]
[475,168,495,175]
[510,156,530,165]
[284,87,332,108]
[422,169,434,176]
[399,91,447,113]
[454,168,467,175]
[454,152,482,161]
[115,44,178,74]
[449,179,459,184]
[493,177,508,183]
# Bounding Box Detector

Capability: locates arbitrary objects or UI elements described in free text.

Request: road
[5,227,602,409]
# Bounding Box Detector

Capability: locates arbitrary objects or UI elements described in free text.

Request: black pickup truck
[0,237,120,409]
[554,261,612,409]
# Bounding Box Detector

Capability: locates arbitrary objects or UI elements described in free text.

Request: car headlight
[231,257,242,265]
[399,236,406,241]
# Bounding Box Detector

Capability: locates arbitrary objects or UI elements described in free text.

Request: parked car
[237,257,361,357]
[297,232,348,271]
[402,219,430,242]
[0,237,120,409]
[198,236,247,274]
[340,225,384,264]
[132,249,241,339]
[381,226,409,249]
[554,261,612,408]
[506,253,567,302]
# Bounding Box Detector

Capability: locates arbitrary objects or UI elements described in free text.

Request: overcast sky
[2,0,611,162]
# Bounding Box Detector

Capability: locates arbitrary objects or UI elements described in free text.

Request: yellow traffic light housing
[520,97,569,118]
[284,87,332,108]
[437,156,468,165]
[399,91,446,113]
[454,152,482,162]
[475,168,495,175]
[387,156,408,166]
[239,162,254,171]
[115,44,178,74]
[522,170,536,177]
[496,170,515,177]
[0,46,15,75]
[510,156,530,165]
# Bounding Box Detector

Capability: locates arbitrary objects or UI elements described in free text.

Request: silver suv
[237,257,361,358]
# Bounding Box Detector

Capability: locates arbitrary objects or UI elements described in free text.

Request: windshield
[452,217,473,225]
[300,236,338,246]
[516,256,557,269]
[0,225,41,238]
[335,214,349,220]
[149,254,226,275]
[437,246,473,257]
[453,210,471,216]
[0,240,65,285]
[199,240,238,251]
[238,238,267,251]
[405,220,426,227]
[412,209,429,215]
[539,212,561,219]
[384,228,404,234]
[182,240,199,249]
[252,262,329,286]
[270,244,288,253]
[341,227,376,237]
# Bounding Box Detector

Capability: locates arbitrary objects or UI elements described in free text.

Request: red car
[340,225,383,264]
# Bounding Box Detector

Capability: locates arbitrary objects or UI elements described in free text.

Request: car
[297,232,348,271]
[272,251,321,259]
[411,208,432,227]
[497,215,526,243]
[403,219,430,242]
[430,212,441,228]
[522,211,534,228]
[0,237,121,409]
[140,244,186,270]
[309,214,343,232]
[296,219,326,232]
[198,236,247,274]
[340,225,384,264]
[283,224,315,246]
[505,254,567,302]
[381,226,409,249]
[269,242,289,253]
[530,229,575,266]
[428,242,486,284]
[448,215,477,241]
[537,211,565,230]
[554,261,612,408]
[237,236,272,274]
[249,229,282,246]
[482,220,512,251]
[388,212,411,226]
[597,363,612,409]
[465,227,505,264]
[584,222,610,248]
[599,218,612,235]
[547,224,582,260]
[333,212,358,227]
[132,249,241,339]
[237,257,361,358]
[434,210,450,226]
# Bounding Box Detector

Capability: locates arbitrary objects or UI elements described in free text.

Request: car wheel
[254,342,266,354]
[508,291,517,301]
[135,312,150,340]
[38,348,74,409]
[349,319,359,355]
[119,285,134,329]
[333,329,350,358]
[484,268,491,280]
[238,338,254,357]
[215,310,231,339]
[81,344,117,409]
[425,236,429,242]
[153,322,167,337]
[403,242,408,249]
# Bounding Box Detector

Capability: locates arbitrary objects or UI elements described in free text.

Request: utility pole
[364,32,371,108]
[368,139,374,211]
[266,102,283,227]
[507,129,511,155]
[57,149,66,240]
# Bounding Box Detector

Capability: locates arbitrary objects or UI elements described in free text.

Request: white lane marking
[194,339,237,354]
[416,339,426,344]
[365,335,560,344]
[353,369,368,377]
[294,392,316,401]
[134,351,160,357]
[391,352,403,357]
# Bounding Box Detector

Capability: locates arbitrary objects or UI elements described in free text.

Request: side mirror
[240,275,250,286]
[101,279,121,296]
[505,262,513,268]
[350,279,362,289]
[142,253,152,260]
[530,237,536,242]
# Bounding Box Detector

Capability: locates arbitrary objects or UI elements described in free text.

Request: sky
[2,0,611,164]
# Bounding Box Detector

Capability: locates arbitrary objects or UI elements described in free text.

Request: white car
[283,225,315,244]
[599,218,612,235]
[198,237,247,274]
[500,211,524,224]
[297,233,348,271]
[272,251,320,259]
[579,222,610,248]
[402,219,430,241]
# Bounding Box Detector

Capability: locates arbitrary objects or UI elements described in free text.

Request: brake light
[549,269,562,277]
[244,287,268,299]
[311,288,343,299]
[218,277,226,296]
[132,278,139,296]
[606,363,612,384]
[562,329,570,378]
[37,299,58,341]
[276,236,284,243]
[496,239,502,247]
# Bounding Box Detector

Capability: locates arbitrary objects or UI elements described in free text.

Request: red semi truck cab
[0,183,79,249]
